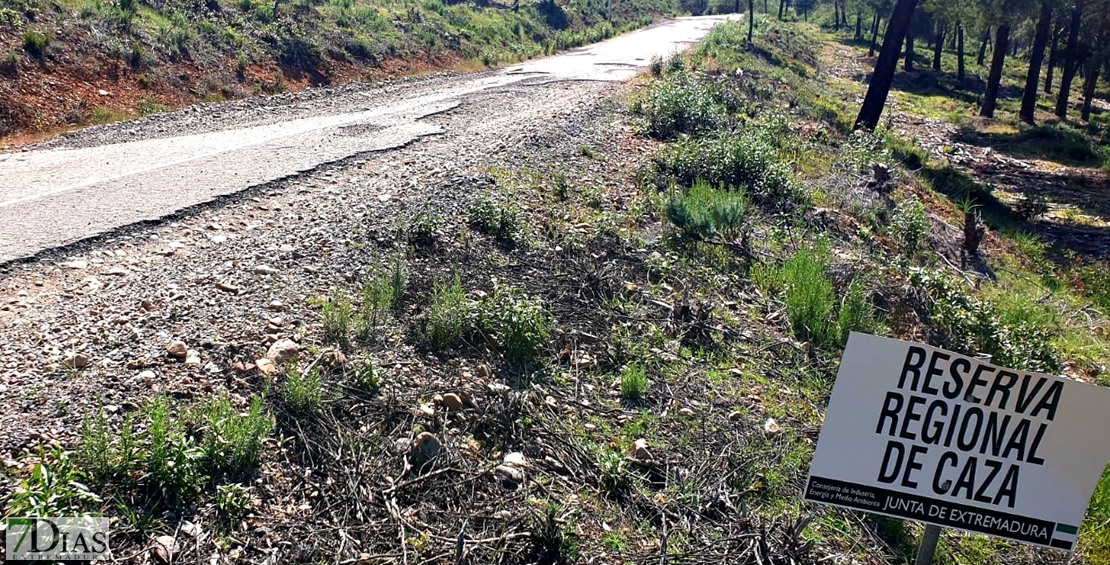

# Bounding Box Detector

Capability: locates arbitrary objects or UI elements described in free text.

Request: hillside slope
[0,0,676,142]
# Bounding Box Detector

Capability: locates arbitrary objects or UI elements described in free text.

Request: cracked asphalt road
[0,15,734,264]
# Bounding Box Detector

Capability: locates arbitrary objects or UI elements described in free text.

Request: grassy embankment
[5,14,1110,564]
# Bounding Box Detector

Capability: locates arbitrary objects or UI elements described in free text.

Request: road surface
[0,15,734,264]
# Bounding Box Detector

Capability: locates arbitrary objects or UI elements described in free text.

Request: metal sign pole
[914,525,942,565]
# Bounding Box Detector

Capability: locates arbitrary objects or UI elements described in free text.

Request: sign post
[913,524,941,565]
[805,333,1110,554]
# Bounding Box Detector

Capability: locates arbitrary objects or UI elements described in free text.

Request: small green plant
[483,286,554,366]
[780,244,836,346]
[578,146,596,159]
[890,197,928,257]
[404,209,442,244]
[468,195,523,242]
[200,393,273,481]
[138,96,164,116]
[322,293,354,346]
[349,359,381,393]
[215,483,255,523]
[553,173,571,201]
[7,446,102,516]
[285,364,323,415]
[78,405,141,488]
[597,449,631,495]
[1014,192,1050,221]
[835,278,878,347]
[427,271,472,349]
[665,52,685,74]
[147,398,206,506]
[649,54,664,77]
[665,180,749,240]
[359,270,398,334]
[22,30,48,59]
[619,363,648,401]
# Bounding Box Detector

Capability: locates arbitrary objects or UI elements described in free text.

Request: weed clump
[619,363,648,401]
[321,293,354,346]
[468,194,524,243]
[482,285,554,367]
[285,364,324,415]
[427,271,473,349]
[200,393,273,481]
[890,197,928,257]
[755,244,878,348]
[665,180,749,240]
[21,30,48,59]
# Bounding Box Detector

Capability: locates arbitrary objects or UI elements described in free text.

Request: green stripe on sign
[1056,524,1080,535]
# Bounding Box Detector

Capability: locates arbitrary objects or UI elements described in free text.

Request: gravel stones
[408,432,441,469]
[166,341,188,358]
[266,339,299,363]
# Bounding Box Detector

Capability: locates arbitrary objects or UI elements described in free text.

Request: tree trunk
[957,21,965,82]
[778,0,784,19]
[855,0,920,130]
[932,23,945,70]
[977,27,990,66]
[834,1,840,29]
[1045,19,1062,93]
[869,14,881,57]
[1081,61,1101,121]
[1055,0,1084,119]
[904,30,915,71]
[980,23,1010,118]
[748,0,755,43]
[855,13,862,39]
[1020,1,1053,124]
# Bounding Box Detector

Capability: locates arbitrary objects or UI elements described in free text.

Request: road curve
[0,15,735,264]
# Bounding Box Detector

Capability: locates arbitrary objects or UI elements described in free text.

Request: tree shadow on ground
[534,0,569,30]
[953,122,1105,168]
[922,161,1110,261]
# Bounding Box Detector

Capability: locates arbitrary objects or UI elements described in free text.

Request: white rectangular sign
[805,333,1110,551]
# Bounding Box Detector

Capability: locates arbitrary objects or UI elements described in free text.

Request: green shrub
[841,128,891,174]
[651,134,801,206]
[200,393,273,481]
[890,197,928,257]
[285,365,323,415]
[633,72,728,140]
[427,271,472,349]
[22,30,48,59]
[665,180,749,240]
[359,269,400,334]
[649,54,664,77]
[619,363,648,401]
[78,406,141,488]
[468,195,523,242]
[909,268,1060,372]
